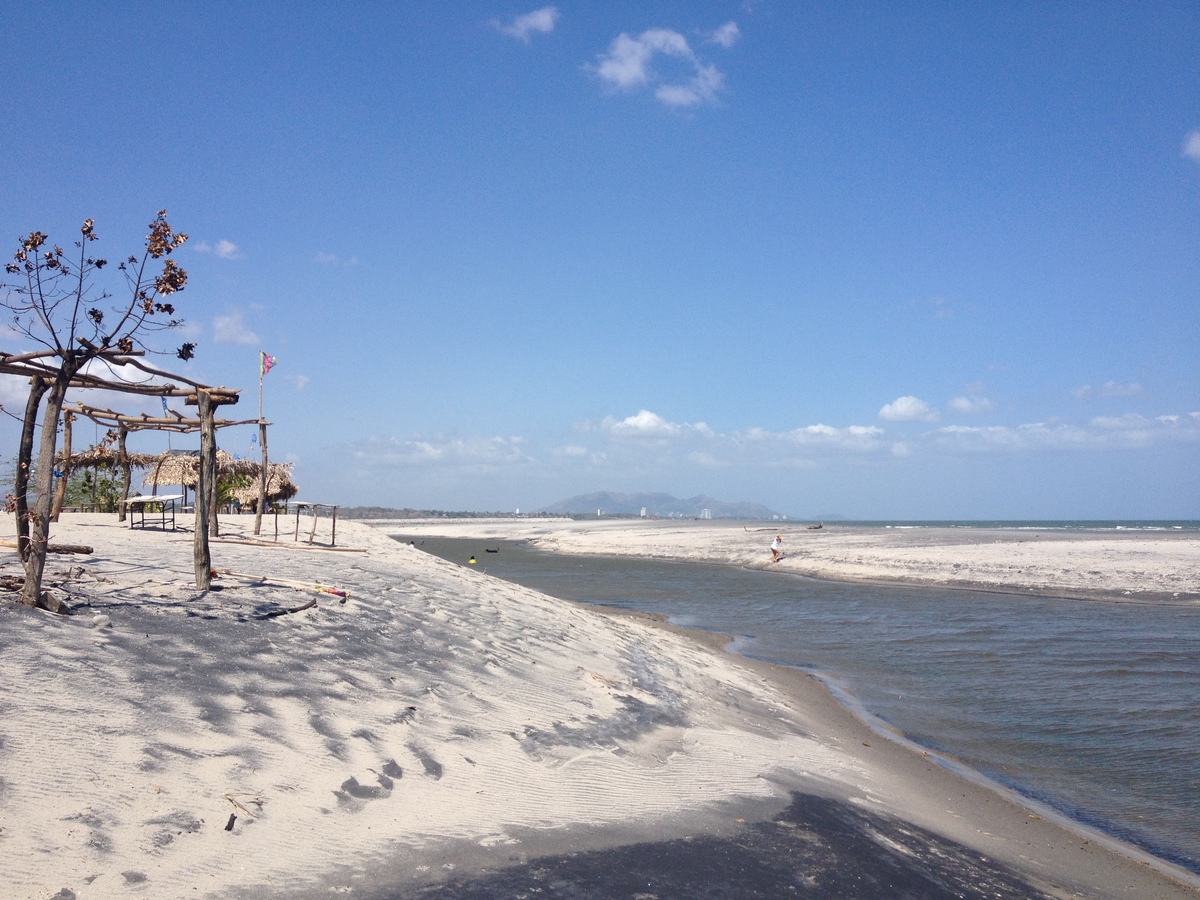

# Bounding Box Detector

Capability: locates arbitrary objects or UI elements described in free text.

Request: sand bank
[383,518,1200,603]
[0,515,1196,898]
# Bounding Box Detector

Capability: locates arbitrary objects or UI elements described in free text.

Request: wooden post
[150,453,165,497]
[194,391,214,590]
[116,425,131,523]
[208,427,220,539]
[294,504,301,541]
[331,506,337,547]
[253,420,268,535]
[308,506,319,544]
[51,411,73,522]
[15,377,49,559]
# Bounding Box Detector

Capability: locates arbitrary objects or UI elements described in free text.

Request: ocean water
[397,532,1200,875]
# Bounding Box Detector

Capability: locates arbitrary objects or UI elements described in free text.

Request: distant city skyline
[2,3,1197,518]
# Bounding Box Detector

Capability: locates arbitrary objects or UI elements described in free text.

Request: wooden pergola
[0,349,245,590]
[60,401,262,522]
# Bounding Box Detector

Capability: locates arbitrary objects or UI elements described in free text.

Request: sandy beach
[1,514,1197,899]
[386,517,1200,603]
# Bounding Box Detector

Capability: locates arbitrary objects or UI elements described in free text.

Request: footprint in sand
[144,810,203,848]
[407,743,444,780]
[333,759,404,806]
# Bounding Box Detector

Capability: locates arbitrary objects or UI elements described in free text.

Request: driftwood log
[256,598,318,619]
[0,540,93,554]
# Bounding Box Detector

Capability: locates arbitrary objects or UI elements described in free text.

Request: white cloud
[495,6,559,42]
[655,64,724,107]
[354,434,534,470]
[213,311,260,345]
[326,404,1200,503]
[580,412,891,477]
[778,423,885,450]
[948,395,994,414]
[551,444,608,465]
[593,28,725,107]
[599,409,714,439]
[879,396,939,423]
[284,374,310,391]
[57,358,173,415]
[708,21,740,48]
[933,414,1199,452]
[687,450,727,467]
[194,239,241,259]
[1184,128,1200,163]
[0,373,32,409]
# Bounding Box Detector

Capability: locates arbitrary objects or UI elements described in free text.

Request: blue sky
[2,2,1198,518]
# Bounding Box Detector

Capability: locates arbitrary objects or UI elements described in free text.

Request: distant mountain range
[538,491,784,520]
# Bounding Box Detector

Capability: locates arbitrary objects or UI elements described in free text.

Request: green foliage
[217,472,253,509]
[64,467,121,513]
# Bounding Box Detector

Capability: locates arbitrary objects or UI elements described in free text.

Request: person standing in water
[770,534,783,562]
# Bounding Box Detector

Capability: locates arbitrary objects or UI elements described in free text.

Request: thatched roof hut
[143,450,237,489]
[231,465,298,508]
[141,451,297,508]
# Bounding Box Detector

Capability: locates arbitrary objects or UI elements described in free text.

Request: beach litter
[216,568,349,600]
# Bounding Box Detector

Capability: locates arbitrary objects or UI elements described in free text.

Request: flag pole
[253,352,270,536]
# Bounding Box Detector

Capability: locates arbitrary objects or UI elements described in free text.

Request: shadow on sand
[393,791,1049,899]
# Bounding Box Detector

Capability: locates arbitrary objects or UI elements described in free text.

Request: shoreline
[1,514,1197,897]
[615,603,1200,896]
[593,596,1198,881]
[377,517,1200,604]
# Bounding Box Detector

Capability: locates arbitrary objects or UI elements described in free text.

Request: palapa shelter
[54,445,158,513]
[1,348,244,591]
[142,451,297,511]
[232,464,297,511]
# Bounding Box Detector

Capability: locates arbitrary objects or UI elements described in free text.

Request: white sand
[1,514,1197,898]
[384,517,1200,601]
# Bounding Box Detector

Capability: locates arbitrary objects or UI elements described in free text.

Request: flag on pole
[260,351,278,377]
[161,396,169,415]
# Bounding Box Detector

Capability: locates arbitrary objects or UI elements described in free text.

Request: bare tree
[2,212,192,610]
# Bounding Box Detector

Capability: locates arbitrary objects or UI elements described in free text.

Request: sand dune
[0,514,1196,898]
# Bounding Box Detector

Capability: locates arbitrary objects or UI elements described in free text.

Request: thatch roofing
[231,466,299,506]
[142,451,298,504]
[60,447,158,470]
[143,450,236,487]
